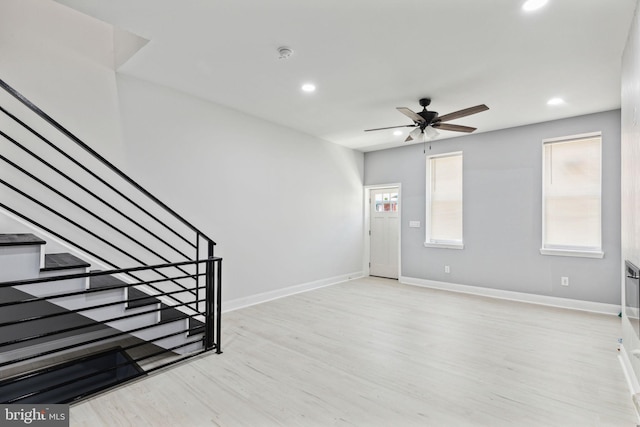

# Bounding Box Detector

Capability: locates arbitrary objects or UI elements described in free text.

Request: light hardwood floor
[70,277,636,426]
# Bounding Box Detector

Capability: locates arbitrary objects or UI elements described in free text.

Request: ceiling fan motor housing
[418,110,439,127]
[419,98,431,107]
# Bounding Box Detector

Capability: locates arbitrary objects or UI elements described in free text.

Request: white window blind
[542,133,602,255]
[426,152,463,247]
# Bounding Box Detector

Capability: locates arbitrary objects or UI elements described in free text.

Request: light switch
[409,221,421,228]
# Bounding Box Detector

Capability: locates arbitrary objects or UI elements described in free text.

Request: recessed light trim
[301,83,316,93]
[522,0,548,12]
[547,97,565,106]
[393,130,402,136]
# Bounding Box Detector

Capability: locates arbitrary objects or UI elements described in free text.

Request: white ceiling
[55,0,636,152]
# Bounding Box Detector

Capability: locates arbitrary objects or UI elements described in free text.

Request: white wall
[365,110,622,306]
[115,75,364,303]
[0,0,365,306]
[0,0,124,164]
[621,0,640,388]
[0,0,127,260]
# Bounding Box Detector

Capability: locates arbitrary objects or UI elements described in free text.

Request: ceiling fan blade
[438,104,489,123]
[396,107,426,124]
[433,123,477,133]
[364,124,416,132]
[405,135,414,142]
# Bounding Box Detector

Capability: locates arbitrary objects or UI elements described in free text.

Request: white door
[369,188,399,279]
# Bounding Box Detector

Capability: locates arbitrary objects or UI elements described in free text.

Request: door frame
[363,183,402,278]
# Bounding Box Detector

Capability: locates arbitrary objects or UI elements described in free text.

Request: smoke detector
[277,46,293,60]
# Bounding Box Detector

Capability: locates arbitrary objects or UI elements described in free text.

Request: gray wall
[365,110,621,305]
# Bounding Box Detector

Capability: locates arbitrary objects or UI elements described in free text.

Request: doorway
[366,186,400,279]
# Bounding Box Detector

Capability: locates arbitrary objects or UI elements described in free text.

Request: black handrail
[0,273,205,308]
[0,122,193,259]
[1,299,206,348]
[0,78,216,246]
[0,287,203,329]
[0,201,196,308]
[0,77,223,404]
[0,196,195,302]
[0,79,215,309]
[0,258,222,400]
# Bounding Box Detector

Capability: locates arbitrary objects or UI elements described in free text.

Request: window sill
[539,248,604,259]
[424,242,464,250]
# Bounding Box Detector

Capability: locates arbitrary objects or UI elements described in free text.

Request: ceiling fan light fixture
[522,0,548,12]
[425,126,440,139]
[409,127,422,139]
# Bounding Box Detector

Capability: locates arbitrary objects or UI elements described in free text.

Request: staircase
[0,78,222,403]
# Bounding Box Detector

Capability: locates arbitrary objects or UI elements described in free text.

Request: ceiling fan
[364,98,489,142]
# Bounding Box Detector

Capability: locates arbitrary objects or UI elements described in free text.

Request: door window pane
[375,194,383,212]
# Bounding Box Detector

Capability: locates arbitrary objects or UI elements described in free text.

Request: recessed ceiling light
[522,0,548,12]
[547,97,565,106]
[301,83,316,93]
[393,130,402,136]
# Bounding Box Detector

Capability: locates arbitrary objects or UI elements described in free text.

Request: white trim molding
[539,248,604,259]
[619,344,640,423]
[223,271,364,313]
[542,131,602,144]
[425,151,464,248]
[399,276,620,315]
[540,132,603,257]
[424,242,464,250]
[363,183,402,279]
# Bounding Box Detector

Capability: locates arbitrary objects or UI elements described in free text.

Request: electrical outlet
[561,277,569,286]
[445,265,450,274]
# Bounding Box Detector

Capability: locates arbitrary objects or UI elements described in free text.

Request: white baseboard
[399,276,621,315]
[619,344,640,423]
[223,271,364,313]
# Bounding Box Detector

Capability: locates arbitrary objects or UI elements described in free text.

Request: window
[541,132,603,258]
[374,191,398,212]
[425,152,463,249]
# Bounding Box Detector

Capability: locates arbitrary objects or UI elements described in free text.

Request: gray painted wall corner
[364,110,621,305]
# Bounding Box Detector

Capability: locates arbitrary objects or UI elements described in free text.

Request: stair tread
[127,288,159,308]
[0,233,46,247]
[42,253,90,272]
[89,271,127,290]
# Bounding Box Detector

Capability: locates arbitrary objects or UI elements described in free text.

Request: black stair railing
[0,79,215,309]
[0,78,222,402]
[0,258,222,403]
